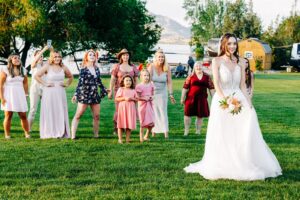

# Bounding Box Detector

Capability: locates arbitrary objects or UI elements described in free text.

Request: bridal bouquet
[219,93,242,115]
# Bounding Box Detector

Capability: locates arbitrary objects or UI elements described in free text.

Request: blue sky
[146,0,300,29]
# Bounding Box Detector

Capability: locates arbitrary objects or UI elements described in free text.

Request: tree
[262,15,300,68]
[183,0,225,49]
[0,0,161,65]
[0,0,42,64]
[184,0,262,59]
[222,0,262,38]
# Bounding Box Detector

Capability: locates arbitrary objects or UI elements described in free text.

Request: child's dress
[116,87,137,130]
[136,83,155,128]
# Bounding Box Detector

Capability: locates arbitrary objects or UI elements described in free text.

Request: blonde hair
[154,49,169,72]
[191,61,203,75]
[48,51,63,67]
[140,69,151,83]
[82,49,98,67]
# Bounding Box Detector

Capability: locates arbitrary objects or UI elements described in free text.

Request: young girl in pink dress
[115,75,138,144]
[136,69,154,143]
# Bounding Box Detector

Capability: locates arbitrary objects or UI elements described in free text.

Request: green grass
[0,73,299,199]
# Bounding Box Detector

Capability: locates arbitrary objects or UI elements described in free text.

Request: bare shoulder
[62,65,69,71]
[212,57,222,67]
[238,57,247,68]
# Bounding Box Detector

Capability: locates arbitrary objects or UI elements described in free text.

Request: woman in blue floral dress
[71,49,108,139]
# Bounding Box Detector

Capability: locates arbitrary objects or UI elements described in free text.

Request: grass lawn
[0,73,299,199]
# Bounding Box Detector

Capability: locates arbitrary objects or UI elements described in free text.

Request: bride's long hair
[218,33,239,63]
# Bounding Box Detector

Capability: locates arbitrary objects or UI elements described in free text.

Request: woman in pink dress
[0,54,30,139]
[108,49,139,134]
[115,75,138,144]
[136,69,154,143]
[35,50,73,139]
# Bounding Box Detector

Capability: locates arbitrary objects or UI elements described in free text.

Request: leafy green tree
[222,0,262,38]
[184,0,225,45]
[262,15,300,68]
[0,0,161,65]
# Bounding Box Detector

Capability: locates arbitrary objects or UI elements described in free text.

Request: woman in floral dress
[71,49,108,139]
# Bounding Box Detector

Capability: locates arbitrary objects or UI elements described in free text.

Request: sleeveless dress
[1,67,28,112]
[184,63,282,180]
[152,67,169,133]
[40,67,70,139]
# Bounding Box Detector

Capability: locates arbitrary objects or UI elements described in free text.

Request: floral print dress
[74,67,107,104]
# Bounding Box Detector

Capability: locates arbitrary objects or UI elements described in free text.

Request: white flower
[229,104,235,111]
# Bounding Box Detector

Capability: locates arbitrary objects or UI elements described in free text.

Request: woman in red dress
[180,61,215,136]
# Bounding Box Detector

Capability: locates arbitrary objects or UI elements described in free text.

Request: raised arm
[31,46,49,68]
[0,72,7,105]
[211,58,225,99]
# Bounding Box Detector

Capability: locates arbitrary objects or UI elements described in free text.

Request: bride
[184,33,282,180]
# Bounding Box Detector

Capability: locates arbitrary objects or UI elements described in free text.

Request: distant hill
[154,14,191,45]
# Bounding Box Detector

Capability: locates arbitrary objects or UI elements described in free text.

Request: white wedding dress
[184,63,282,180]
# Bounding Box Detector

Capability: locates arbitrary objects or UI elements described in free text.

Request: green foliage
[0,74,300,199]
[0,0,161,64]
[254,57,263,71]
[184,0,262,59]
[184,0,225,45]
[223,0,262,38]
[195,43,204,60]
[262,15,300,69]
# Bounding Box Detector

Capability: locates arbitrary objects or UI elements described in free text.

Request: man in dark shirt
[187,56,195,74]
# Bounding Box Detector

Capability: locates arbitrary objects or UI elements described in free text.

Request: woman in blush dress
[0,54,30,139]
[184,33,282,181]
[148,49,175,139]
[35,50,73,139]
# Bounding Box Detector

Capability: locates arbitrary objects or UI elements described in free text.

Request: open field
[0,73,299,199]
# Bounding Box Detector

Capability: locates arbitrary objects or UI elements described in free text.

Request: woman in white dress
[0,54,30,139]
[184,33,282,180]
[28,45,50,131]
[35,50,73,139]
[148,49,175,139]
